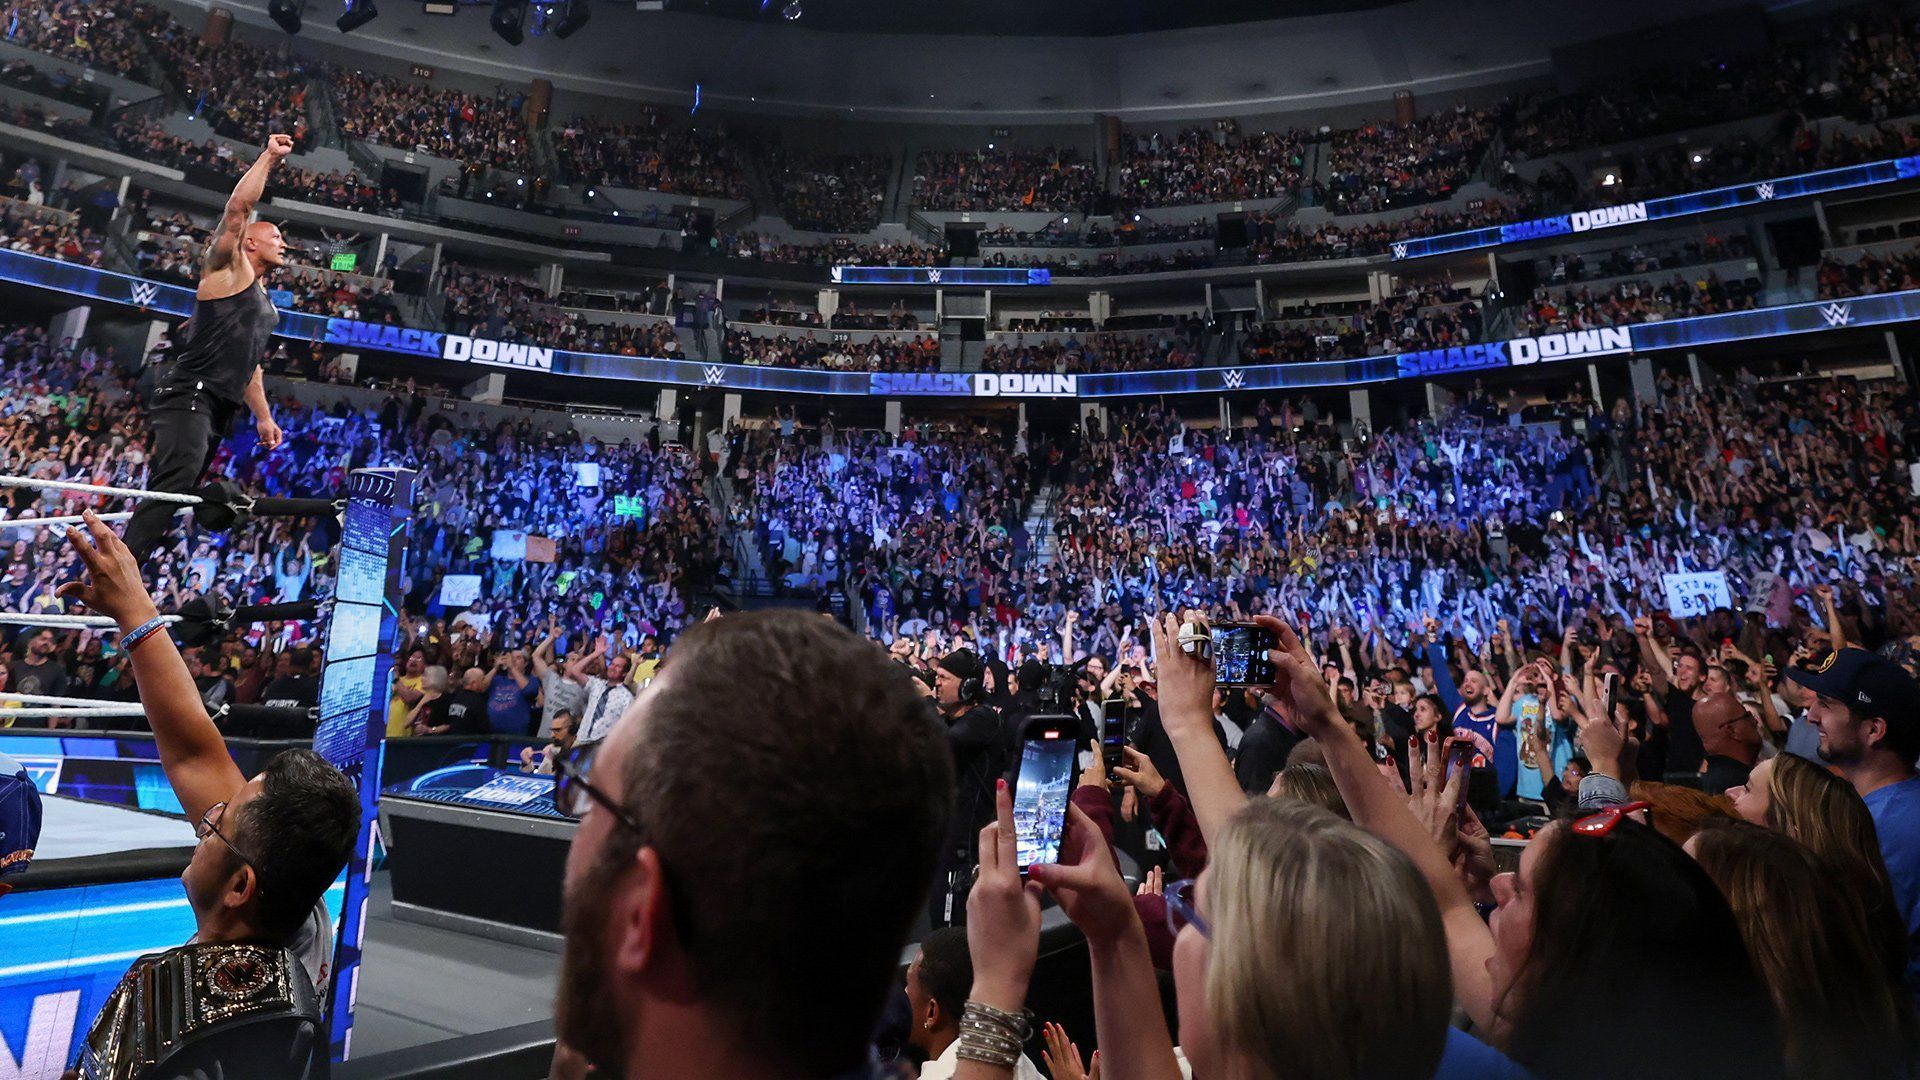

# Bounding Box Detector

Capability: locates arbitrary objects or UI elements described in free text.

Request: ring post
[313,467,415,1063]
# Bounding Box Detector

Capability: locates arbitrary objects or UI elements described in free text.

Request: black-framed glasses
[1165,877,1211,939]
[554,743,643,833]
[196,801,261,881]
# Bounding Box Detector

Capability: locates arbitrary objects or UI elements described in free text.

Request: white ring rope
[1,507,194,529]
[0,706,150,719]
[1,511,133,527]
[0,475,202,505]
[0,691,137,707]
[0,613,182,629]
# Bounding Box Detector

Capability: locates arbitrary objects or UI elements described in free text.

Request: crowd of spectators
[146,21,316,153]
[0,0,167,80]
[331,70,532,171]
[1819,241,1920,299]
[1515,272,1760,335]
[0,194,104,265]
[112,119,395,215]
[1114,119,1309,209]
[1322,105,1503,215]
[551,110,749,200]
[763,147,890,233]
[723,329,939,372]
[1237,278,1484,366]
[0,326,721,734]
[979,324,1208,375]
[913,145,1101,213]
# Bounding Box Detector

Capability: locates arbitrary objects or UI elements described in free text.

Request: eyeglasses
[553,743,643,833]
[1165,877,1211,939]
[1570,800,1652,838]
[196,801,261,881]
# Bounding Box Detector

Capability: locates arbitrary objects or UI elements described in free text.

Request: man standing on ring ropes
[122,132,290,561]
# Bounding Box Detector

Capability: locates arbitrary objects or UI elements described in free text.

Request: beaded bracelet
[120,616,171,651]
[955,1001,1032,1069]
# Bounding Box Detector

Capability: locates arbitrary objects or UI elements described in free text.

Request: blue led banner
[830,265,1051,286]
[5,246,1919,400]
[1391,154,1920,260]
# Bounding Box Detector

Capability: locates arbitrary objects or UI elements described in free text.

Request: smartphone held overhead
[1209,621,1279,686]
[1013,716,1076,870]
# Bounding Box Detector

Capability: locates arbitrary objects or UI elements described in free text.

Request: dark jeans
[125,387,235,559]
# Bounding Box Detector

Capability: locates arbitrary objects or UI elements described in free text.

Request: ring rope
[0,475,202,505]
[0,691,138,707]
[1,511,134,528]
[0,613,183,629]
[0,706,151,719]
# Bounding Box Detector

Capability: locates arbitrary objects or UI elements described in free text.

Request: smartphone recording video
[1603,672,1621,720]
[1014,717,1077,870]
[1209,621,1280,686]
[1100,698,1127,775]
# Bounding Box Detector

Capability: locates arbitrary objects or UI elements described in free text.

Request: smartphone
[1603,672,1621,720]
[1100,698,1127,776]
[1210,621,1280,686]
[1013,716,1077,871]
[1447,739,1475,809]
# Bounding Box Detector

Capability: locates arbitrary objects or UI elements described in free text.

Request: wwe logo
[702,365,727,386]
[1756,182,1775,200]
[928,269,942,284]
[129,281,159,306]
[1391,243,1408,259]
[829,266,843,283]
[1222,369,1246,389]
[1819,302,1852,327]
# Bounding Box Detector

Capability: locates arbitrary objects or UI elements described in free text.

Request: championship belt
[76,942,321,1080]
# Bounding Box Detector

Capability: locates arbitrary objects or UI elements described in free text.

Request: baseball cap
[0,751,42,894]
[938,649,984,682]
[1785,647,1920,722]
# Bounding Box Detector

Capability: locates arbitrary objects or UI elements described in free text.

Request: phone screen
[1014,724,1076,869]
[1210,622,1280,686]
[1603,672,1621,721]
[1100,699,1127,774]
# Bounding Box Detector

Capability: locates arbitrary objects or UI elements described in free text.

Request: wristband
[120,616,171,651]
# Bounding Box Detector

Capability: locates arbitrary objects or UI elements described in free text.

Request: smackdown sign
[868,372,1079,397]
[830,266,1052,286]
[1393,153,1920,260]
[323,320,555,371]
[1394,327,1635,378]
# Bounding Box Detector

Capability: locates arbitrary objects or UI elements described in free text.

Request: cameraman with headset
[931,648,1001,927]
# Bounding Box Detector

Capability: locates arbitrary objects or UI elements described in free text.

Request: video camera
[1027,657,1091,711]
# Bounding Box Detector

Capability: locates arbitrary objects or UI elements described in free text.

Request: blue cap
[0,751,41,888]
[1785,648,1920,723]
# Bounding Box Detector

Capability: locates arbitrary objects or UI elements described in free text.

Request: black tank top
[167,283,278,404]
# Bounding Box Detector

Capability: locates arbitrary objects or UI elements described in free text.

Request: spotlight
[336,0,377,32]
[491,0,527,44]
[1600,172,1617,186]
[781,0,801,19]
[1690,153,1703,163]
[551,0,590,38]
[269,0,306,33]
[585,187,596,198]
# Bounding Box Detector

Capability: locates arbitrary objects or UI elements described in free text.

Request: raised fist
[265,133,295,158]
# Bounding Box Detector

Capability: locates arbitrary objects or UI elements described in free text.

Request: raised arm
[59,511,244,824]
[1145,614,1246,845]
[1253,611,1499,1032]
[1633,614,1672,695]
[204,134,293,274]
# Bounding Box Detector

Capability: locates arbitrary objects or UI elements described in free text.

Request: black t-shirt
[946,703,1004,861]
[6,657,69,699]
[1663,687,1704,777]
[259,674,318,710]
[444,687,490,736]
[1232,710,1300,795]
[1700,754,1753,797]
